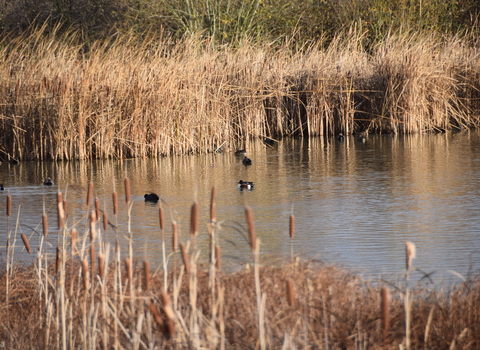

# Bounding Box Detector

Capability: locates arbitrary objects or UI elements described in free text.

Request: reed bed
[1,27,480,161]
[1,181,480,349]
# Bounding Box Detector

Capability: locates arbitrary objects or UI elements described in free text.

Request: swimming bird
[44,178,53,186]
[144,193,160,203]
[238,180,254,190]
[263,137,275,146]
[337,133,345,141]
[0,184,4,190]
[242,156,252,166]
[234,149,247,157]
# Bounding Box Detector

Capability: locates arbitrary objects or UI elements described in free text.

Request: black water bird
[0,184,4,190]
[234,149,247,157]
[10,158,19,165]
[144,193,160,203]
[238,180,254,190]
[44,178,53,186]
[263,137,275,146]
[337,133,345,141]
[242,156,252,166]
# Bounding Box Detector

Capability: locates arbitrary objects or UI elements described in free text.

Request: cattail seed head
[56,247,62,274]
[289,214,295,239]
[172,221,178,252]
[180,243,190,275]
[125,258,133,288]
[95,197,101,220]
[57,192,65,230]
[190,202,199,236]
[159,207,164,231]
[149,300,165,330]
[381,286,390,338]
[63,200,68,217]
[42,214,49,237]
[245,206,256,252]
[112,192,118,215]
[21,233,32,254]
[71,228,77,255]
[286,279,295,307]
[406,241,416,270]
[162,291,176,337]
[124,178,131,204]
[82,259,90,290]
[98,253,105,281]
[215,245,221,270]
[144,260,150,291]
[103,211,108,231]
[90,210,96,242]
[86,182,94,206]
[6,195,12,217]
[90,245,95,277]
[210,187,216,223]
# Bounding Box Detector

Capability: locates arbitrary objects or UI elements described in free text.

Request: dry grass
[1,28,480,161]
[1,181,480,349]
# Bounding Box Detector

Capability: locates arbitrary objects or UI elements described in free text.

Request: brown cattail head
[149,300,165,330]
[144,260,151,291]
[124,178,131,204]
[286,279,295,307]
[172,221,178,252]
[71,228,77,255]
[210,186,216,223]
[190,202,199,236]
[180,243,190,275]
[21,233,32,254]
[95,197,101,220]
[90,245,95,277]
[63,200,68,218]
[162,290,176,338]
[381,286,390,338]
[6,195,12,217]
[159,207,165,231]
[90,210,96,242]
[81,259,90,290]
[289,214,295,239]
[112,191,118,215]
[245,206,256,252]
[98,253,105,281]
[86,182,94,206]
[215,245,221,270]
[56,246,62,274]
[125,258,133,288]
[57,192,65,230]
[406,241,416,270]
[42,214,49,237]
[103,211,108,231]
[6,238,9,253]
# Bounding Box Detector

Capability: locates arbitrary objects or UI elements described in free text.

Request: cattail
[172,221,178,252]
[6,194,11,217]
[63,199,68,218]
[215,245,221,270]
[149,300,165,330]
[56,247,62,274]
[289,214,295,238]
[90,245,95,277]
[381,286,390,340]
[95,197,101,220]
[82,259,90,290]
[57,192,64,230]
[159,207,164,231]
[406,241,416,270]
[210,186,216,223]
[144,260,150,291]
[162,291,176,337]
[6,238,9,254]
[112,192,118,215]
[71,228,77,255]
[103,211,108,231]
[125,258,133,289]
[21,233,32,254]
[190,202,199,236]
[180,243,190,275]
[98,253,105,281]
[124,178,131,204]
[286,279,295,306]
[42,214,49,237]
[245,206,256,252]
[86,182,94,206]
[90,210,96,242]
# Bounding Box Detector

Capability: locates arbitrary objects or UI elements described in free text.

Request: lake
[1,131,480,283]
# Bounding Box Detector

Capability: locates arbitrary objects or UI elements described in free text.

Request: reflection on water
[1,131,480,280]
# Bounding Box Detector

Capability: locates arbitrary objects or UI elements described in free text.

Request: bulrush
[57,192,64,230]
[215,245,221,270]
[86,182,94,207]
[95,197,101,220]
[124,178,131,204]
[180,243,190,275]
[125,258,133,290]
[245,206,256,252]
[286,279,295,307]
[406,241,416,271]
[81,259,89,290]
[42,214,48,238]
[90,210,96,242]
[90,245,95,278]
[381,286,390,342]
[21,234,31,254]
[190,202,199,237]
[71,228,77,255]
[103,211,108,231]
[98,253,105,281]
[149,300,165,330]
[143,260,150,291]
[210,187,216,223]
[6,195,11,217]
[289,214,295,238]
[172,221,178,253]
[56,247,61,274]
[112,191,118,215]
[159,207,164,234]
[162,291,176,338]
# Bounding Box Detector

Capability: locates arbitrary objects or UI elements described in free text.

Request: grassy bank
[1,182,479,349]
[1,28,480,161]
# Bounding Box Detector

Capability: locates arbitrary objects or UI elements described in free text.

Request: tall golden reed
[71,228,77,255]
